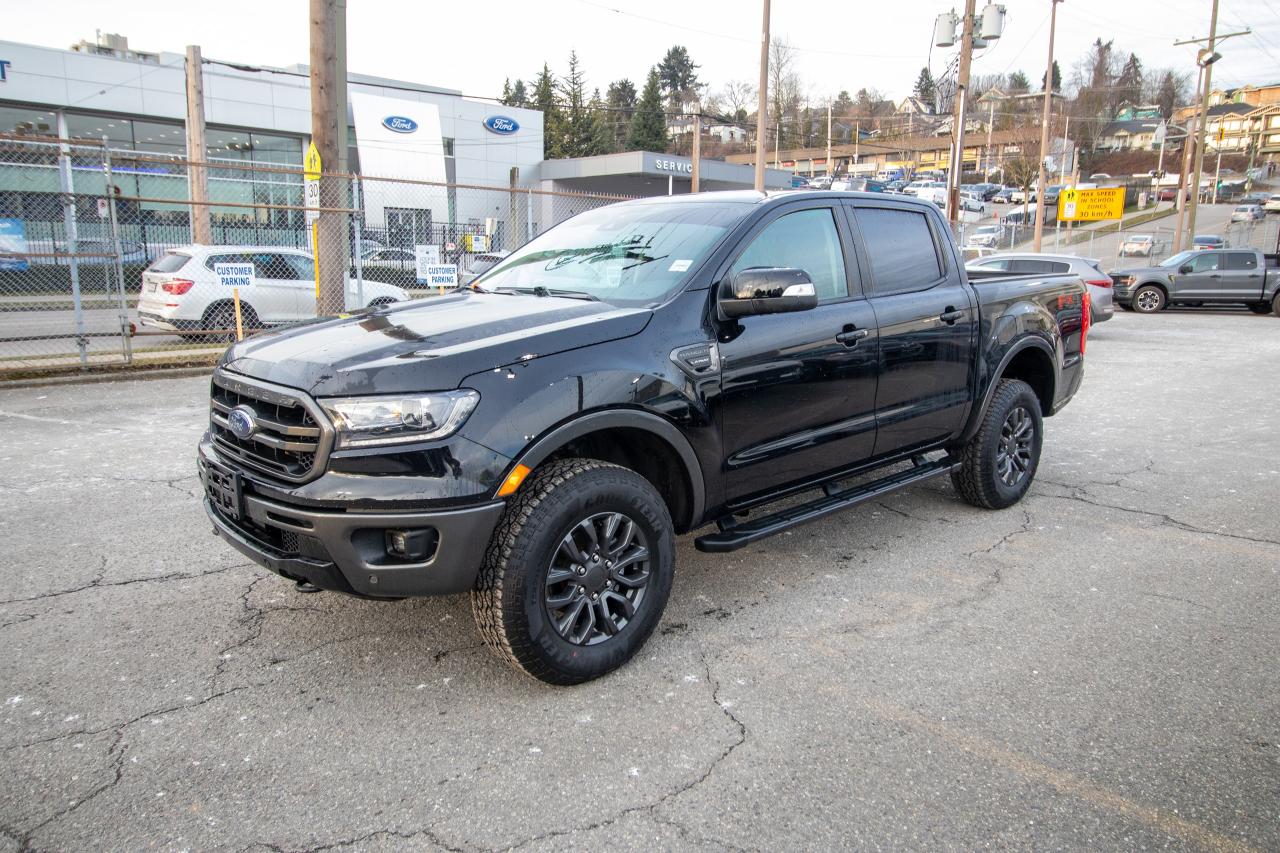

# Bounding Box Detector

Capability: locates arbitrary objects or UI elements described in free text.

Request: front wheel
[951,379,1043,510]
[471,459,675,685]
[1273,292,1280,317]
[1132,285,1166,314]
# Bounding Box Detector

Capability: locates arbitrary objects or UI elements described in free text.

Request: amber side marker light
[497,464,532,497]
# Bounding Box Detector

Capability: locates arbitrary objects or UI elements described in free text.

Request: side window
[853,207,943,296]
[251,253,296,280]
[729,208,848,301]
[1189,253,1220,272]
[974,259,1010,271]
[284,254,315,280]
[1008,259,1070,274]
[1224,252,1257,271]
[206,252,249,274]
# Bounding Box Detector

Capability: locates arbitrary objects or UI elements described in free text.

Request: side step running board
[695,457,960,553]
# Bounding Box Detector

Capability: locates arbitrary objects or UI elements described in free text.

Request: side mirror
[719,268,819,318]
[1179,264,1193,274]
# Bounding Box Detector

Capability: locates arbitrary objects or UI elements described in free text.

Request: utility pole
[1033,0,1063,252]
[946,0,977,226]
[1211,139,1223,204]
[753,0,771,191]
[774,119,781,169]
[1172,65,1204,252]
[690,103,702,193]
[184,45,211,244]
[1185,0,1220,245]
[985,100,995,175]
[309,0,346,314]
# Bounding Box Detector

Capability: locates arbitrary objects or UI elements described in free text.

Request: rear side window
[149,252,190,273]
[1008,259,1070,274]
[1224,252,1257,270]
[854,207,943,296]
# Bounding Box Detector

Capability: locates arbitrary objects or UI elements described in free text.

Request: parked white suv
[137,245,409,336]
[1264,194,1280,213]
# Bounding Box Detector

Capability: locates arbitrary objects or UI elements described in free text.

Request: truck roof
[624,189,940,212]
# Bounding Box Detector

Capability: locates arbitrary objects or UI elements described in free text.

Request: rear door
[717,201,880,501]
[248,252,307,321]
[845,200,977,458]
[1221,251,1264,301]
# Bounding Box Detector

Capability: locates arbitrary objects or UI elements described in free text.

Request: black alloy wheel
[996,406,1035,488]
[544,512,651,646]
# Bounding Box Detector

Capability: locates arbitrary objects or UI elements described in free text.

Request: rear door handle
[939,308,965,324]
[835,328,870,347]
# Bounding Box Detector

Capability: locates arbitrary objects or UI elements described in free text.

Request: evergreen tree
[628,68,668,152]
[1042,60,1062,93]
[501,78,513,106]
[560,51,595,158]
[510,79,528,108]
[1007,70,1030,93]
[657,45,700,110]
[588,88,614,155]
[532,64,565,158]
[913,67,937,108]
[606,79,638,150]
[1116,53,1144,106]
[831,90,854,117]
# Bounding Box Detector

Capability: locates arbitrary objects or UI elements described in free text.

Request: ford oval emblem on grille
[382,115,418,133]
[227,405,258,440]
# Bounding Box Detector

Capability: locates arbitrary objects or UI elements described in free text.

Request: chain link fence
[0,133,631,379]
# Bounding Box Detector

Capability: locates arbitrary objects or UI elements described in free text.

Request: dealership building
[0,34,781,249]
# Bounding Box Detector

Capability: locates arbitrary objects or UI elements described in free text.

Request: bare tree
[718,80,757,123]
[769,36,803,148]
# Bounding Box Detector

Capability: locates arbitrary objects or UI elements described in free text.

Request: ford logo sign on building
[483,115,520,135]
[382,116,418,134]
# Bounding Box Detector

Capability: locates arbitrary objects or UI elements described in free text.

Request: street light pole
[1033,0,1063,252]
[753,0,771,192]
[1172,65,1204,253]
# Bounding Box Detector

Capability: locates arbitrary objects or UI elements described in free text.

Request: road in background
[2,310,1277,851]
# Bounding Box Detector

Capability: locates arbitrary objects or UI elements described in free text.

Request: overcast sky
[6,0,1278,106]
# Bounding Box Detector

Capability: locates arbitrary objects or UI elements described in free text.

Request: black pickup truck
[199,191,1088,684]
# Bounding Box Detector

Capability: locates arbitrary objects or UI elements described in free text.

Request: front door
[1174,250,1225,300]
[845,201,977,458]
[717,203,880,502]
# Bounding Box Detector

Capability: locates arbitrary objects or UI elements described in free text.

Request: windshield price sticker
[214,263,255,289]
[422,264,457,287]
[668,259,693,272]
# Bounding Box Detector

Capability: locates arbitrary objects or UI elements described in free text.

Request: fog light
[385,528,435,561]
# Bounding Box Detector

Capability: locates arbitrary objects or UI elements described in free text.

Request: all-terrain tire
[1131,285,1166,314]
[1273,291,1280,317]
[471,458,675,685]
[950,379,1044,510]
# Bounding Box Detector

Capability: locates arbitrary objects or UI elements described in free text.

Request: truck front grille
[209,370,334,483]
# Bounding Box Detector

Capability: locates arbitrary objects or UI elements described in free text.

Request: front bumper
[199,447,506,598]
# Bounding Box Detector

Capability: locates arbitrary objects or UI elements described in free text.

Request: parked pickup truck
[199,191,1089,684]
[1111,248,1280,314]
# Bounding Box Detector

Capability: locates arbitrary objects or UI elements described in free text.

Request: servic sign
[653,158,693,174]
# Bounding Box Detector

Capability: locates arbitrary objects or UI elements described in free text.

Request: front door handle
[835,328,870,347]
[939,308,965,324]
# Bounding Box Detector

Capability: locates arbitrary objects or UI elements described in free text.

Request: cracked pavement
[1,309,1278,851]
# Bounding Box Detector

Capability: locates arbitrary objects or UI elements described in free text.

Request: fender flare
[959,336,1056,444]
[508,409,706,526]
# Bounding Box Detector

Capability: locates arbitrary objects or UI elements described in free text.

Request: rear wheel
[472,459,675,685]
[201,302,259,343]
[1132,285,1166,314]
[1273,292,1280,317]
[951,379,1043,510]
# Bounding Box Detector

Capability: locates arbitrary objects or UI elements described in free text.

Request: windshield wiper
[491,286,600,302]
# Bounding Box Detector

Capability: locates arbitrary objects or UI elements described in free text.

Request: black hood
[220,292,652,396]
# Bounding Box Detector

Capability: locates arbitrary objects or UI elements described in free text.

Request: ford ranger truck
[199,191,1088,684]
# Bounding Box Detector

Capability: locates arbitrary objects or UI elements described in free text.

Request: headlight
[319,390,479,448]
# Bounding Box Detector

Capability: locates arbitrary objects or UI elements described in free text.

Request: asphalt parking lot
[2,309,1278,852]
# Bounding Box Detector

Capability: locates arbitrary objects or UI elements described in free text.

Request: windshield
[475,201,750,306]
[1160,251,1196,268]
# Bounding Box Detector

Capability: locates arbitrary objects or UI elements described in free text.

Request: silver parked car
[967,253,1115,323]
